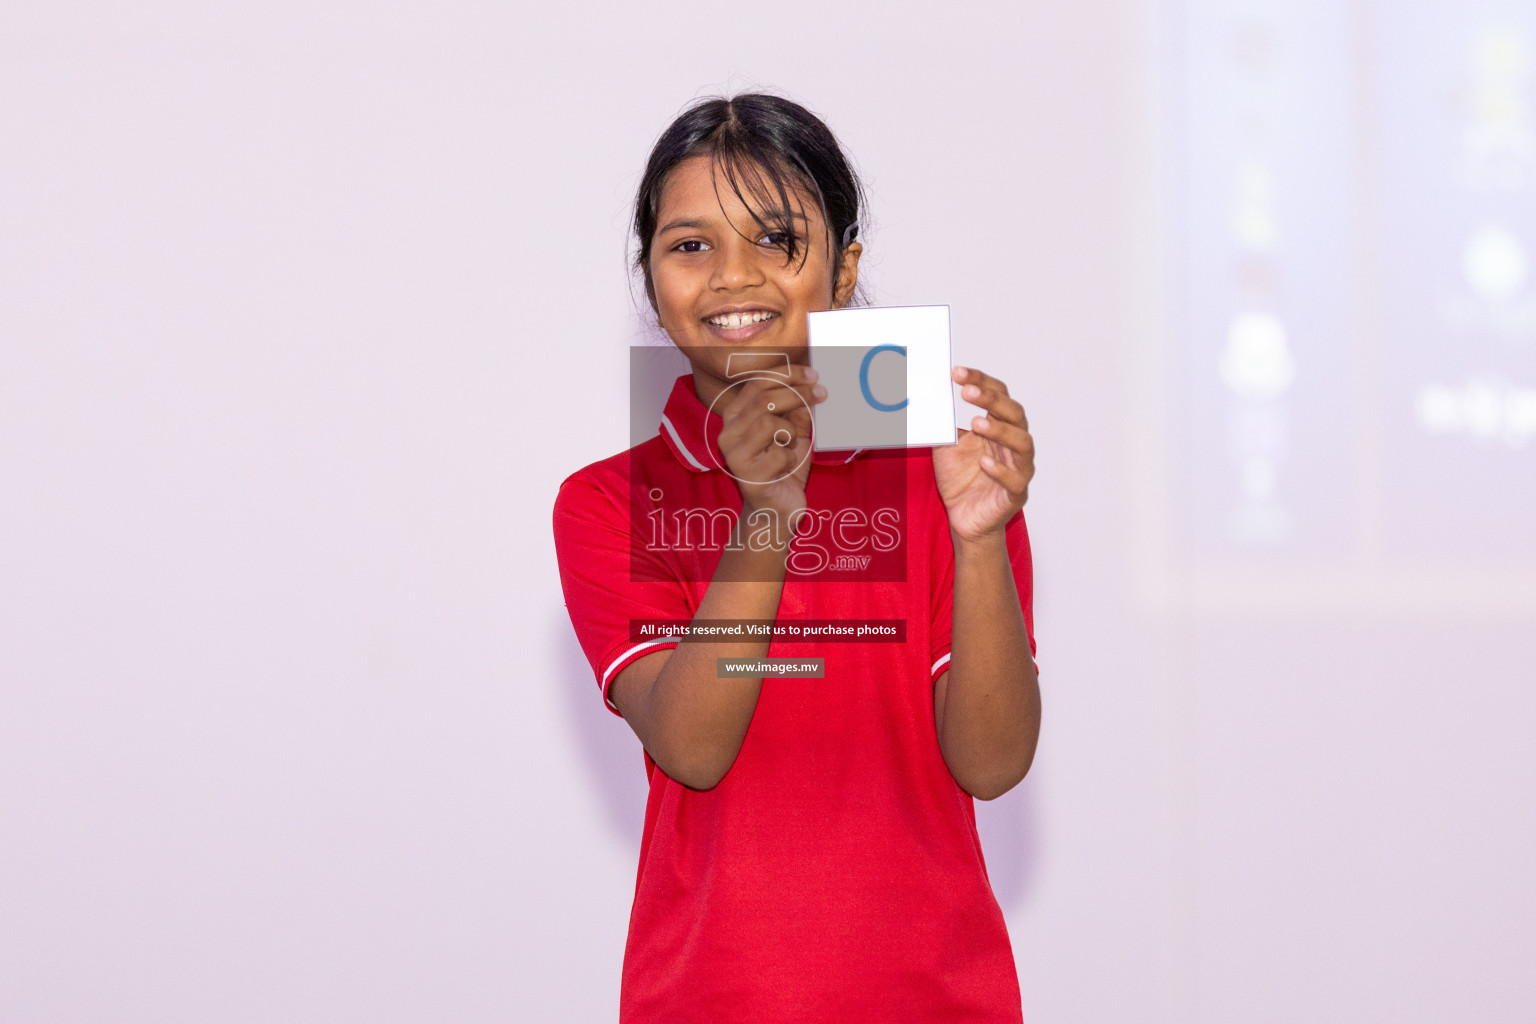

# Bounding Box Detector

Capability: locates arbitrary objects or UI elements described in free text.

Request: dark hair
[632,93,866,306]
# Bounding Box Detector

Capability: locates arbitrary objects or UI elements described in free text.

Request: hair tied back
[633,94,868,307]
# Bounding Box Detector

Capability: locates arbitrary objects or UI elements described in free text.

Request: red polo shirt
[553,373,1035,1023]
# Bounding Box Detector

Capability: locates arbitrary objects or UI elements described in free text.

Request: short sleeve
[553,470,692,715]
[929,510,1036,682]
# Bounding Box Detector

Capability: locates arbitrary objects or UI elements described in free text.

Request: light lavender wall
[2,2,1531,1022]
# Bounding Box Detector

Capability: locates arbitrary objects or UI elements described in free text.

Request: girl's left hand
[933,366,1035,542]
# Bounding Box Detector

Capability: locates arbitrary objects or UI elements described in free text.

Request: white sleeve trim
[601,638,681,708]
[929,650,1039,680]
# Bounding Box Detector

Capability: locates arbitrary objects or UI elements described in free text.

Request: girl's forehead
[656,154,820,224]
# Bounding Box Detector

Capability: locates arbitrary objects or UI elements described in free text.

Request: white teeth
[709,311,776,329]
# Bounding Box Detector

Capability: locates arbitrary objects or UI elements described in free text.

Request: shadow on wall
[555,611,649,852]
[556,608,1045,914]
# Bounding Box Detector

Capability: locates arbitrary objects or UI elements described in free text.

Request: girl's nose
[710,236,766,291]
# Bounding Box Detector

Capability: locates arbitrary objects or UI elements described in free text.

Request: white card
[808,305,957,450]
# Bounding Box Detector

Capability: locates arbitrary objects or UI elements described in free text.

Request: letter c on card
[859,344,908,412]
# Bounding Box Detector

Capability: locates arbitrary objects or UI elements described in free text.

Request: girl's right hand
[714,364,826,523]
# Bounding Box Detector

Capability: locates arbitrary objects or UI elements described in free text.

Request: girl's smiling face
[646,154,861,403]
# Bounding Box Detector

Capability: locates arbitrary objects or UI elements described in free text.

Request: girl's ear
[833,241,863,308]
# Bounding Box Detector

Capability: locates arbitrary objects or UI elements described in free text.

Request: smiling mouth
[705,310,779,329]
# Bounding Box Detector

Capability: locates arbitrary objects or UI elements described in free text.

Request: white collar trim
[659,412,711,472]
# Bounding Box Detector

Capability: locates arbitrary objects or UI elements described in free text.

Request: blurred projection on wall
[1376,9,1535,558]
[1172,0,1536,567]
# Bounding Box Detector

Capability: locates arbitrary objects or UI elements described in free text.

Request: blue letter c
[859,345,908,412]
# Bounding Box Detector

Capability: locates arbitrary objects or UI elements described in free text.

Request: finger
[732,364,817,400]
[717,411,768,454]
[955,369,1026,426]
[725,428,797,482]
[951,365,1011,397]
[732,410,801,460]
[724,371,826,425]
[749,444,800,481]
[963,387,1027,428]
[783,406,813,442]
[978,452,1032,498]
[758,379,826,416]
[953,367,1024,421]
[720,396,813,456]
[969,416,1034,461]
[738,361,820,394]
[720,392,788,445]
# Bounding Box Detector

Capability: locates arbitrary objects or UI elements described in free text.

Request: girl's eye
[759,231,793,247]
[674,240,710,253]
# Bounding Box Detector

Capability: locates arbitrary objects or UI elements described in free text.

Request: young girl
[553,93,1040,1023]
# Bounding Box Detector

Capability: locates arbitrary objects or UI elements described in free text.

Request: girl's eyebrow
[657,217,711,234]
[657,211,810,235]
